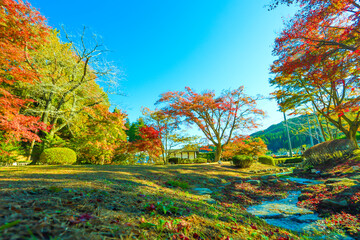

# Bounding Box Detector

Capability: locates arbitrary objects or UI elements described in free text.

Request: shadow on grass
[0,165,262,240]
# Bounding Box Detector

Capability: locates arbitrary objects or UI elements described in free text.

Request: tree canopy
[157,86,265,161]
[270,0,360,147]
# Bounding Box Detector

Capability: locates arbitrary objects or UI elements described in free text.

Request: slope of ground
[0,163,306,240]
[293,150,360,238]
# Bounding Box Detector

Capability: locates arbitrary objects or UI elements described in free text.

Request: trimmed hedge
[168,157,207,164]
[39,147,77,165]
[274,157,303,165]
[198,152,215,162]
[303,139,356,165]
[258,155,275,166]
[232,155,253,168]
[192,157,207,163]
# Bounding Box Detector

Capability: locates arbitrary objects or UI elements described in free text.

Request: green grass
[165,180,190,189]
[0,162,304,239]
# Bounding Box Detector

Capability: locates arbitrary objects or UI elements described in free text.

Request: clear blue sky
[30,0,297,134]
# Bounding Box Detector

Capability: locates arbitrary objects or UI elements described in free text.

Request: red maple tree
[131,125,162,163]
[0,0,49,143]
[271,0,360,147]
[157,87,265,161]
[222,136,267,160]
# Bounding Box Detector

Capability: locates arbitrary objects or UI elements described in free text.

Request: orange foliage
[157,87,265,161]
[130,125,162,162]
[271,0,360,146]
[222,136,268,160]
[75,105,127,164]
[0,0,50,142]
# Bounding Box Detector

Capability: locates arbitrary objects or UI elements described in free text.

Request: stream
[246,177,354,239]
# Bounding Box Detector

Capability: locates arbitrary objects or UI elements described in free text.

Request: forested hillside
[251,115,320,153]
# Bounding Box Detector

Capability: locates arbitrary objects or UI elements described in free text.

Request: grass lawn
[0,162,302,240]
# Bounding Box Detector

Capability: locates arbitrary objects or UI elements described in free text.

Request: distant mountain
[250,115,320,153]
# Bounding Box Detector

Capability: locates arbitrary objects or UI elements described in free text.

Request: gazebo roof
[168,148,199,153]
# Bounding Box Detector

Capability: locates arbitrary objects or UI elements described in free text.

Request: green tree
[18,30,120,161]
[126,118,145,142]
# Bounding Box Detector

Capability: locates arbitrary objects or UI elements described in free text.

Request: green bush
[274,157,303,165]
[168,157,207,164]
[258,155,275,166]
[303,139,356,165]
[39,148,77,165]
[0,138,21,165]
[112,153,136,165]
[198,152,215,162]
[193,157,207,163]
[232,155,253,168]
[179,158,191,164]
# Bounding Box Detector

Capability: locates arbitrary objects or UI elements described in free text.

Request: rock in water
[320,199,348,209]
[193,188,213,195]
[246,180,261,186]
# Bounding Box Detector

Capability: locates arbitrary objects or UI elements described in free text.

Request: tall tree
[131,125,162,163]
[157,87,265,161]
[125,118,145,142]
[0,0,49,146]
[142,107,197,164]
[270,0,360,147]
[23,29,117,138]
[71,105,127,165]
[17,29,120,161]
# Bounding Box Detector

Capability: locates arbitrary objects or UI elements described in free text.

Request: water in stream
[246,177,354,239]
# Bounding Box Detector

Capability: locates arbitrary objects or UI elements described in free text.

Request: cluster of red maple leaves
[270,0,360,146]
[0,0,49,144]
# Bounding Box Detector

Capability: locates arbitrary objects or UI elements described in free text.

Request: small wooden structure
[168,149,198,160]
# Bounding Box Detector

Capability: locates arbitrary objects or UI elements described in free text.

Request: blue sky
[30,0,297,134]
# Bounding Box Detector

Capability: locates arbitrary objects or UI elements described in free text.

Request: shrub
[39,148,77,165]
[179,158,191,164]
[112,153,136,165]
[274,157,303,165]
[303,139,356,165]
[258,155,275,166]
[0,138,21,165]
[232,155,253,168]
[198,152,215,162]
[354,149,360,156]
[168,157,207,164]
[223,137,267,160]
[193,157,207,163]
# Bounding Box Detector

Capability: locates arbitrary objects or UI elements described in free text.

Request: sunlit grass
[0,162,303,239]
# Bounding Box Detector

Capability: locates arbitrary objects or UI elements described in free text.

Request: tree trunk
[315,114,326,142]
[161,142,166,164]
[326,120,333,140]
[27,139,36,162]
[215,145,222,162]
[347,128,359,149]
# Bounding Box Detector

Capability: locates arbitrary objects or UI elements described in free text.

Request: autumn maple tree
[131,125,162,163]
[142,107,200,163]
[157,87,265,161]
[222,136,268,160]
[270,0,360,147]
[0,0,50,152]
